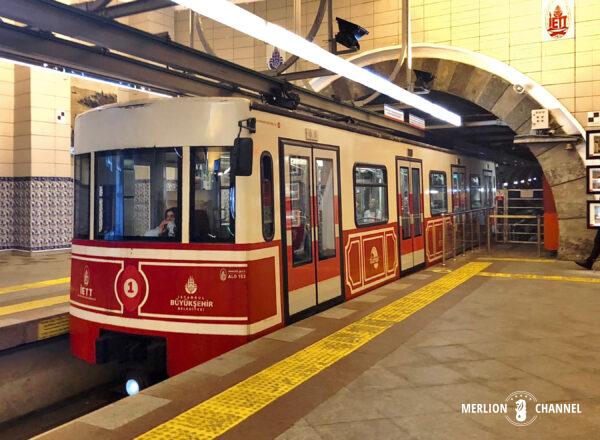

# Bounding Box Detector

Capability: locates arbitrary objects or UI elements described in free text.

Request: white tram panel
[75,97,251,152]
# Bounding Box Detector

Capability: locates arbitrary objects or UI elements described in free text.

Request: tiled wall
[173,0,600,130]
[0,177,72,251]
[0,4,175,252]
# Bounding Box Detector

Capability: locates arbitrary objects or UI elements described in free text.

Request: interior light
[513,181,518,185]
[173,0,462,127]
[502,182,508,187]
[520,179,525,183]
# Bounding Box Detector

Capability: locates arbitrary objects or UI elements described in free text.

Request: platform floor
[0,252,70,350]
[36,248,600,439]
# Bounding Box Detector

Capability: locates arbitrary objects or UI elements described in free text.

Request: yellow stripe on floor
[0,277,70,296]
[137,262,490,440]
[0,295,69,317]
[478,272,600,284]
[477,257,555,263]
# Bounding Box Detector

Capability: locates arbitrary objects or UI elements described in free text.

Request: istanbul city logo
[462,390,581,426]
[169,276,213,312]
[184,276,198,295]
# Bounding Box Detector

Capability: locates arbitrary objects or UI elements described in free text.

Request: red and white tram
[70,97,495,377]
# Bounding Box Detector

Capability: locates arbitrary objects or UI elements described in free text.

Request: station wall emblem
[542,0,574,41]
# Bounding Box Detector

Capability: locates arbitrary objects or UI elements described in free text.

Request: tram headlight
[125,379,140,396]
[125,371,149,396]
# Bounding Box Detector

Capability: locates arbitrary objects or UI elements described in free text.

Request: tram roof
[74,97,252,154]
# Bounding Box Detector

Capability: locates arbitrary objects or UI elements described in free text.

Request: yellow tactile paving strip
[478,271,600,284]
[0,277,70,296]
[477,257,555,263]
[137,262,490,440]
[0,295,69,317]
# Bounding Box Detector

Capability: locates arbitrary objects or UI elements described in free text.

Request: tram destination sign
[542,0,574,41]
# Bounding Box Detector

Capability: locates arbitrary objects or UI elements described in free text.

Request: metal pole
[453,216,457,260]
[462,213,466,255]
[327,0,335,53]
[487,213,491,254]
[537,215,541,257]
[442,215,446,266]
[401,0,411,90]
[189,10,194,49]
[293,0,301,72]
[470,211,474,251]
[477,211,481,249]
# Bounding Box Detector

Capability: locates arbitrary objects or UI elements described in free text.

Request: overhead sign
[383,104,405,123]
[542,0,574,41]
[409,114,426,130]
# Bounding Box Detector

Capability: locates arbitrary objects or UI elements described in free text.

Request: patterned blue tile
[0,177,73,251]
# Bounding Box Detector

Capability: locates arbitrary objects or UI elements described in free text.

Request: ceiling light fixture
[172,0,462,127]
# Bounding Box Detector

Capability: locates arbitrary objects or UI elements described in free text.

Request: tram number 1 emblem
[124,278,139,298]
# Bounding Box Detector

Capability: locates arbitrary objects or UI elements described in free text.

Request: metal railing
[440,210,543,265]
[488,214,542,256]
[440,207,494,266]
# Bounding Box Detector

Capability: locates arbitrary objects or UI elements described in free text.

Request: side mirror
[231,137,253,176]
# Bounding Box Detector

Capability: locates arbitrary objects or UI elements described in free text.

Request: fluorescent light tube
[173,0,461,127]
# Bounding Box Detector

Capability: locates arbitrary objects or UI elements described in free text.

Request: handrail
[487,214,542,256]
[440,207,494,266]
[489,214,538,219]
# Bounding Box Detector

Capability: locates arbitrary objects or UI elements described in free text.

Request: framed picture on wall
[588,201,600,229]
[586,130,600,159]
[587,166,600,194]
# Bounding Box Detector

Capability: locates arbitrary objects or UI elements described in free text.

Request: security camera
[513,84,525,94]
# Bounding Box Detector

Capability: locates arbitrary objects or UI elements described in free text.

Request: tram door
[281,142,343,321]
[397,159,425,272]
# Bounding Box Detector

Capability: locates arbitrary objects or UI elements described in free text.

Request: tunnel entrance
[311,44,594,260]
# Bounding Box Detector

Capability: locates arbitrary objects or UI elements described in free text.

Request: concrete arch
[311,44,594,259]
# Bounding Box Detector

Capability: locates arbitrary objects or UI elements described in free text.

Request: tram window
[260,152,275,242]
[451,168,467,212]
[289,156,312,266]
[354,164,388,227]
[316,158,336,260]
[483,172,494,208]
[412,168,423,237]
[470,174,482,209]
[74,154,90,239]
[429,171,448,216]
[94,148,181,241]
[190,147,235,243]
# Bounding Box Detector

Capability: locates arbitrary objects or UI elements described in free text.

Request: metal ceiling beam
[0,22,237,98]
[277,68,334,81]
[427,119,508,130]
[0,0,422,138]
[364,103,413,111]
[99,0,175,19]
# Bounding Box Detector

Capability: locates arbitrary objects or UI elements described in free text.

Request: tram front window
[191,147,235,243]
[94,148,181,241]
